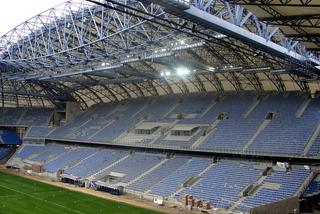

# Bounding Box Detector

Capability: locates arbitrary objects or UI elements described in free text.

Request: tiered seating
[0,107,53,126]
[0,129,22,145]
[308,134,320,157]
[199,95,255,150]
[8,142,314,212]
[305,175,320,195]
[0,108,25,125]
[127,156,189,192]
[43,147,97,173]
[64,149,128,178]
[150,158,211,196]
[48,104,104,139]
[30,144,66,163]
[306,97,320,156]
[172,94,213,115]
[90,100,146,142]
[144,96,177,122]
[0,147,14,160]
[238,166,309,211]
[18,108,53,126]
[248,94,318,155]
[15,145,45,159]
[178,160,262,209]
[102,153,163,183]
[25,126,56,138]
[19,92,320,158]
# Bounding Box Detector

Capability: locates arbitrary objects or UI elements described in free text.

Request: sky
[0,0,81,36]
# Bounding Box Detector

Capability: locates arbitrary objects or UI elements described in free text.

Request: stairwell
[302,122,320,156]
[169,161,215,198]
[191,119,221,149]
[229,169,270,212]
[244,99,260,118]
[130,103,149,119]
[296,98,311,118]
[163,102,180,118]
[65,150,99,170]
[87,120,115,140]
[200,101,216,118]
[242,120,270,151]
[295,170,316,197]
[126,158,169,186]
[65,118,94,139]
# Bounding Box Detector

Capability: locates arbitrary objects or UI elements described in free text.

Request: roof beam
[141,0,320,76]
[286,33,320,39]
[225,0,320,7]
[260,14,320,22]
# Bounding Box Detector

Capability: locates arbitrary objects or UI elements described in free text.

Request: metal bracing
[203,73,224,92]
[242,73,264,91]
[142,0,319,70]
[0,1,179,71]
[253,3,320,50]
[264,72,286,92]
[289,74,311,94]
[0,0,318,107]
[225,0,320,7]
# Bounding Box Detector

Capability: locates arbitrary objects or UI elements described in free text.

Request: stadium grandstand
[0,0,320,213]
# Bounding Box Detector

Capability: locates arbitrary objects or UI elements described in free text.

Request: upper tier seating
[30,92,320,157]
[153,127,205,148]
[19,108,53,126]
[0,107,53,126]
[48,104,111,139]
[24,126,56,139]
[144,96,177,122]
[247,94,319,155]
[199,94,256,150]
[172,94,213,115]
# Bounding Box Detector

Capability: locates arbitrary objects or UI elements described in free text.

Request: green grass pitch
[0,172,162,214]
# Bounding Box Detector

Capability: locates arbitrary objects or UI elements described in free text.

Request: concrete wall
[66,102,82,123]
[250,197,299,214]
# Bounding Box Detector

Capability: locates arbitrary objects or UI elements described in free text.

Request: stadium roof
[227,0,320,54]
[0,0,319,108]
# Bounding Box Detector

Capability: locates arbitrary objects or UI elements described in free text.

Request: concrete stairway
[295,170,316,197]
[302,122,320,156]
[191,119,221,149]
[126,158,169,186]
[169,161,215,198]
[244,99,260,118]
[296,99,311,118]
[242,120,270,151]
[200,101,216,118]
[88,153,130,180]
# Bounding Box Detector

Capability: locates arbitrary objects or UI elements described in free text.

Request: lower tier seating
[9,143,314,212]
